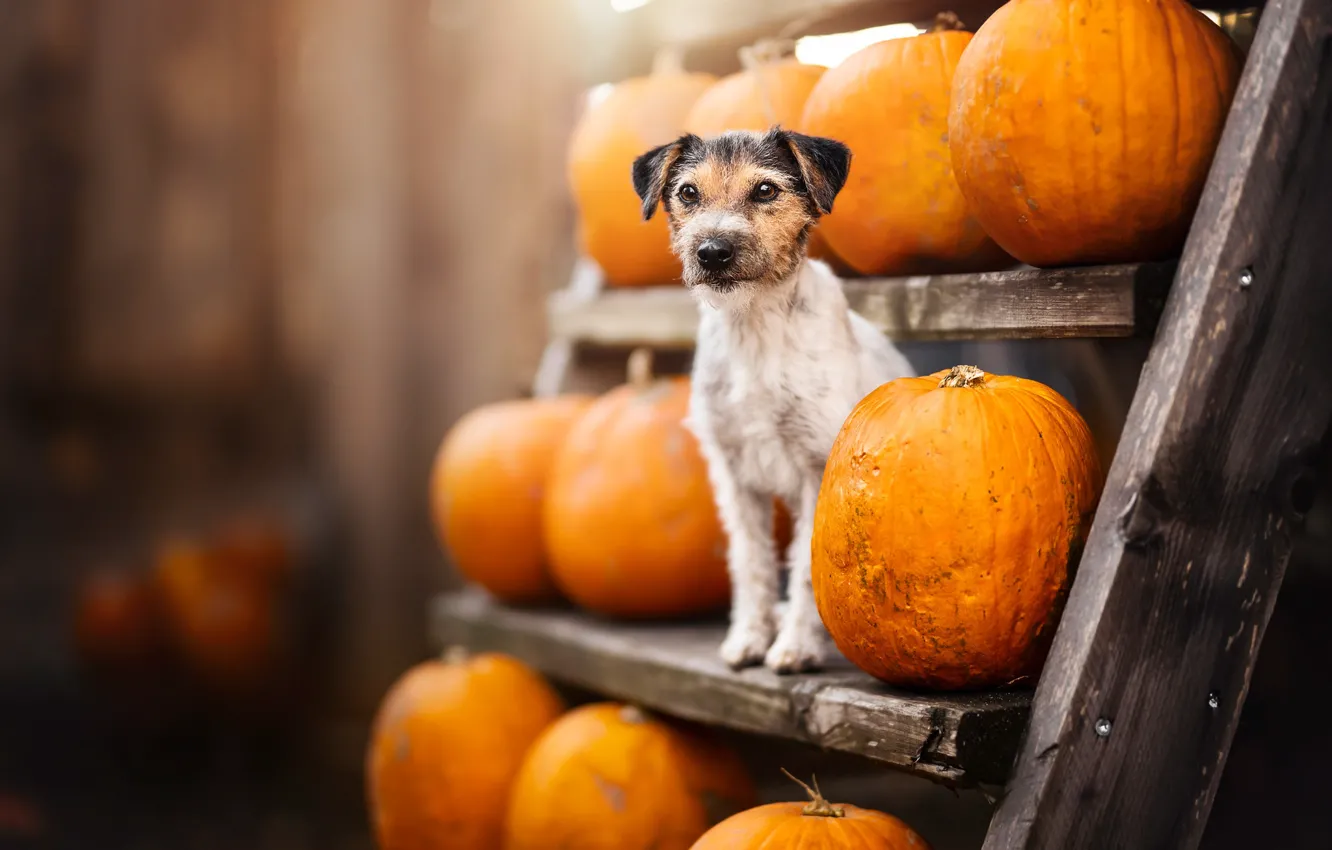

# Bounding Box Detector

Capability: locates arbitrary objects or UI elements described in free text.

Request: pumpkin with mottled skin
[799,15,1008,276]
[367,652,564,850]
[544,360,728,618]
[690,773,931,849]
[812,366,1103,690]
[948,0,1241,266]
[431,396,594,604]
[504,703,755,850]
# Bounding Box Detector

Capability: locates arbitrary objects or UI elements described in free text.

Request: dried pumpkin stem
[651,45,686,76]
[938,364,987,388]
[442,645,469,665]
[627,348,655,389]
[780,768,846,818]
[931,11,967,31]
[619,704,648,724]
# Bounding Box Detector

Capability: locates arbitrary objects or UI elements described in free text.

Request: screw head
[1208,692,1220,710]
[1238,267,1254,288]
[1094,717,1112,738]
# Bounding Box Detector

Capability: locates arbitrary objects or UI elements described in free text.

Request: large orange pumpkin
[544,352,729,618]
[800,15,1009,276]
[568,52,715,287]
[691,772,931,849]
[368,651,564,850]
[684,48,844,269]
[431,395,594,604]
[812,365,1103,690]
[948,0,1241,266]
[504,703,755,850]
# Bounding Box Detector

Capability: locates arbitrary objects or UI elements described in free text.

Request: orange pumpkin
[504,703,755,850]
[368,651,564,850]
[812,365,1103,690]
[684,49,845,269]
[544,352,728,618]
[568,51,716,287]
[431,396,594,603]
[212,515,294,590]
[948,0,1241,266]
[691,772,931,849]
[800,15,1009,276]
[72,567,165,673]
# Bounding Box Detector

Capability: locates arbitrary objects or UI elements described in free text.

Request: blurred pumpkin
[544,351,729,618]
[504,703,754,850]
[690,771,931,849]
[568,50,715,287]
[812,365,1103,689]
[949,0,1241,266]
[800,14,1009,275]
[683,45,847,270]
[212,515,294,590]
[431,395,594,604]
[72,567,164,673]
[154,538,281,694]
[368,650,564,850]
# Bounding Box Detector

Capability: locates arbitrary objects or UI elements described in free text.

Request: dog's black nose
[696,238,735,271]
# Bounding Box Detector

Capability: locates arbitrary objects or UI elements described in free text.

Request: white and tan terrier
[632,128,914,673]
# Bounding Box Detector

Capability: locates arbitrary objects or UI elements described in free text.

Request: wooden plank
[548,263,1174,346]
[432,590,1029,786]
[984,0,1332,846]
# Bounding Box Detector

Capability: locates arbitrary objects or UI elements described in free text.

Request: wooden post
[984,0,1332,846]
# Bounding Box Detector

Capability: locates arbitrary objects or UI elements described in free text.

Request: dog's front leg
[765,474,828,673]
[709,466,780,669]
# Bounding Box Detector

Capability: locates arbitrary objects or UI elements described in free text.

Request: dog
[631,128,914,673]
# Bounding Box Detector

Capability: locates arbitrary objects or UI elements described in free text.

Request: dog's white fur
[686,257,914,671]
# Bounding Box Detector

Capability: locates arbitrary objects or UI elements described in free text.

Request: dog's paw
[763,629,825,674]
[719,619,776,670]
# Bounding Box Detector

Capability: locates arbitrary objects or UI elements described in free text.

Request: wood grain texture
[432,589,1029,786]
[984,0,1332,846]
[547,262,1174,347]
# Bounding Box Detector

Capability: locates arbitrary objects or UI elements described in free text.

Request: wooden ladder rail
[984,0,1332,847]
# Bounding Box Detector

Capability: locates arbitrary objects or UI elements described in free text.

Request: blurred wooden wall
[0,0,583,716]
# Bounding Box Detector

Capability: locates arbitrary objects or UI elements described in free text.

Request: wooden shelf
[549,262,1174,348]
[432,590,1030,786]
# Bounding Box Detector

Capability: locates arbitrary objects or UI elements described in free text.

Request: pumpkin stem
[739,37,797,69]
[938,364,986,388]
[780,768,846,818]
[627,348,655,389]
[930,11,967,31]
[441,645,469,665]
[651,46,686,76]
[619,704,649,724]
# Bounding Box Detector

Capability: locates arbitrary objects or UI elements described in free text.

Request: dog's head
[631,128,850,306]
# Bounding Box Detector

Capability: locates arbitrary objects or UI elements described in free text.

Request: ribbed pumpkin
[799,15,1008,276]
[691,772,931,849]
[812,366,1103,690]
[544,351,728,618]
[682,48,843,269]
[368,650,564,850]
[504,703,755,850]
[568,51,715,287]
[948,0,1241,266]
[431,395,594,604]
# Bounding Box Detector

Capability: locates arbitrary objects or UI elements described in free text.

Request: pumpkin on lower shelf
[690,771,931,849]
[799,13,1009,276]
[72,566,166,675]
[431,395,595,604]
[543,350,729,619]
[568,50,716,287]
[948,0,1241,266]
[504,703,755,850]
[812,365,1103,690]
[368,650,564,850]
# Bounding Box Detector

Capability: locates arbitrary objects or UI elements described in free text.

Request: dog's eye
[751,182,780,202]
[677,184,700,205]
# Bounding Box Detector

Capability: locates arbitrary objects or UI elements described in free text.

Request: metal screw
[1094,717,1112,738]
[1208,692,1220,710]
[1238,267,1254,288]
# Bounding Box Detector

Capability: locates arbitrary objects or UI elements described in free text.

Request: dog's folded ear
[781,131,852,216]
[631,134,697,221]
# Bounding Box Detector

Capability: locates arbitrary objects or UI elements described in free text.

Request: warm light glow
[795,23,924,67]
[610,0,653,12]
[586,82,614,110]
[1201,9,1222,23]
